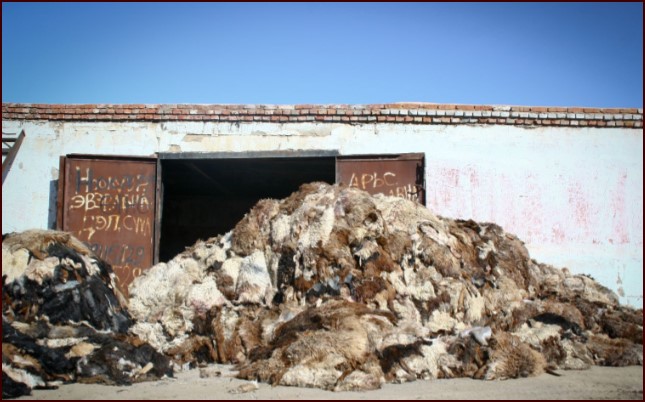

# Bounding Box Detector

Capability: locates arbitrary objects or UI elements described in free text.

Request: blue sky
[2,2,643,107]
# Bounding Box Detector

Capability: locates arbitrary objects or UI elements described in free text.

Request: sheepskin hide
[127,182,643,391]
[128,182,642,390]
[2,230,172,399]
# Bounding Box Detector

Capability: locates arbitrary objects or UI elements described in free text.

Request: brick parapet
[2,103,642,128]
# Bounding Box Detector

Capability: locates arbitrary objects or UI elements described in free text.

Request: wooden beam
[2,130,26,184]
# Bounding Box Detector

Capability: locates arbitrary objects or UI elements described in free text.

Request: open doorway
[158,153,337,261]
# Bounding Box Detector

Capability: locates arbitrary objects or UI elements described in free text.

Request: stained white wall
[2,119,642,307]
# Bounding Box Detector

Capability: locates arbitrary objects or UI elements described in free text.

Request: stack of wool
[129,182,642,391]
[2,230,172,399]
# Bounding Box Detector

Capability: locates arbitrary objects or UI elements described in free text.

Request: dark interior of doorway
[159,156,336,262]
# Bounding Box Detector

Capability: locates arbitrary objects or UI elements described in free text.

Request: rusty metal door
[336,153,425,205]
[58,155,157,296]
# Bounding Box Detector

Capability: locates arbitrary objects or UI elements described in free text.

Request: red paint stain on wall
[520,173,546,243]
[499,173,520,233]
[568,181,591,236]
[445,168,460,187]
[611,173,630,244]
[427,167,463,216]
[552,226,566,243]
[428,166,638,250]
[468,168,479,189]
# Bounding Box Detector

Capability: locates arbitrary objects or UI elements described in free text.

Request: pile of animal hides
[2,230,172,398]
[3,183,642,397]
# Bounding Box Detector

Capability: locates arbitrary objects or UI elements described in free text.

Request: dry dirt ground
[16,365,642,400]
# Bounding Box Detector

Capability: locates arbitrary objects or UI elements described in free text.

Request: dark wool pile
[2,230,172,399]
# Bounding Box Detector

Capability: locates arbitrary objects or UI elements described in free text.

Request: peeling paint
[182,135,205,142]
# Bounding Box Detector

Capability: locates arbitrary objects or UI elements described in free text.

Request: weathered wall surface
[2,105,643,306]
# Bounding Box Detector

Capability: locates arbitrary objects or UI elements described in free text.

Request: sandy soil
[16,365,643,400]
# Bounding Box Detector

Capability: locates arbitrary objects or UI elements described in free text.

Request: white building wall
[2,119,643,307]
